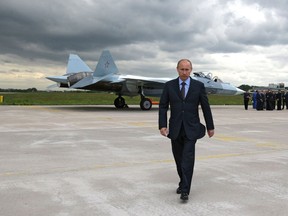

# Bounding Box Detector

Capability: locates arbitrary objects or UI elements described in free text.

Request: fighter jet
[46,50,244,110]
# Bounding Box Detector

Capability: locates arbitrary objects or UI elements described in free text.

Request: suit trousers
[171,125,196,195]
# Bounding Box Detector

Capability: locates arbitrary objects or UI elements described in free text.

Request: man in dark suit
[243,91,251,110]
[285,91,288,109]
[158,59,214,201]
[276,90,282,110]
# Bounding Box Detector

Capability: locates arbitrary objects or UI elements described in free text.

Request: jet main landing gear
[114,96,126,108]
[114,95,152,110]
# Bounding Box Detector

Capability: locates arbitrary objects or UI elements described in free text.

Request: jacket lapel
[185,77,194,99]
[175,78,182,99]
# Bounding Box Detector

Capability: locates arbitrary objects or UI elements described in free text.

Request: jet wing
[70,74,171,91]
[119,75,171,87]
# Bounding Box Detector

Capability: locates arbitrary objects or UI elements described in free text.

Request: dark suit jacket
[159,77,214,140]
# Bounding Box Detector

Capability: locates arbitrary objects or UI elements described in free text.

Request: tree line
[0,88,38,92]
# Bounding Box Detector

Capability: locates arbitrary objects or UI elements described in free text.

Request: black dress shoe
[180,193,189,201]
[176,187,182,194]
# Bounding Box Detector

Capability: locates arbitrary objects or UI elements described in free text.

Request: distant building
[268,83,285,89]
[252,83,285,92]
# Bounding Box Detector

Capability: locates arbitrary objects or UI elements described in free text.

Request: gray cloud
[0,0,288,89]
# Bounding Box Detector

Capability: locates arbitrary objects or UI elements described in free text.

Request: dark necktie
[181,82,186,99]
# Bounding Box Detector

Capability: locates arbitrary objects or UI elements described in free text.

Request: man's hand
[160,127,169,137]
[207,129,214,138]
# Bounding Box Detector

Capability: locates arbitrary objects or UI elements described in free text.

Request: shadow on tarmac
[47,105,159,112]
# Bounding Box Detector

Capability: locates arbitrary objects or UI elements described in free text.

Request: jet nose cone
[235,88,245,95]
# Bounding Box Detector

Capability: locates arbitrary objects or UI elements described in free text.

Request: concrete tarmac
[0,105,287,216]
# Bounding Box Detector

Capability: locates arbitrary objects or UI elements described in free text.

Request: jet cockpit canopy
[193,72,223,83]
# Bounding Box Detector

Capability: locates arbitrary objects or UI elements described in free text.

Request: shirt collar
[179,77,190,86]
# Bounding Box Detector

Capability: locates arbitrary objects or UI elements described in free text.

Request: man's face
[177,60,192,81]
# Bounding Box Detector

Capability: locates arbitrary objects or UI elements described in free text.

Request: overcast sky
[0,0,287,90]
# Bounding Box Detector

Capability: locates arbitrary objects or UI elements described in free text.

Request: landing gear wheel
[114,96,126,108]
[140,98,152,110]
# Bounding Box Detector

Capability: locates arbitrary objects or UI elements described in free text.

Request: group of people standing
[244,90,288,110]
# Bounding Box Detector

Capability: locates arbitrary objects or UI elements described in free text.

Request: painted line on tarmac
[213,134,287,148]
[1,147,287,178]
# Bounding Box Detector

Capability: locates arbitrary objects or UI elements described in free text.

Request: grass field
[0,91,244,106]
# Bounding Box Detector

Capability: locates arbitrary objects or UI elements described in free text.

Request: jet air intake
[68,72,93,87]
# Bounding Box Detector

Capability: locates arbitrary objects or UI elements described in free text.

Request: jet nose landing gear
[140,97,152,110]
